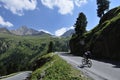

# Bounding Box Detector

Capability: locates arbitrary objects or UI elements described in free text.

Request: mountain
[33,31,52,36]
[61,29,74,37]
[0,27,11,34]
[10,26,39,35]
[10,26,51,36]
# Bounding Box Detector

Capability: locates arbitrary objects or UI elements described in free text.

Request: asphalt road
[1,71,32,80]
[57,52,120,80]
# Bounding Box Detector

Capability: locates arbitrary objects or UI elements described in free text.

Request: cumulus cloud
[41,0,88,15]
[55,26,74,36]
[0,0,88,15]
[41,0,74,15]
[39,29,52,34]
[0,16,13,27]
[0,0,37,16]
[74,0,88,7]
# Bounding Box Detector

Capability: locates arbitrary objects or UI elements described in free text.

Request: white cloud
[41,0,55,9]
[0,16,13,27]
[41,0,88,15]
[55,28,66,36]
[0,0,88,15]
[74,0,88,7]
[41,0,74,15]
[39,29,52,34]
[69,26,74,29]
[0,0,37,16]
[55,26,74,36]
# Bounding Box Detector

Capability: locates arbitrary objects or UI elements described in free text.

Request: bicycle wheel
[87,60,92,68]
[82,59,86,65]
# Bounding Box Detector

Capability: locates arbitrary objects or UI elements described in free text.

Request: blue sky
[0,0,120,36]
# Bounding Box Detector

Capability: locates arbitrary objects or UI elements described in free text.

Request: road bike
[81,58,92,68]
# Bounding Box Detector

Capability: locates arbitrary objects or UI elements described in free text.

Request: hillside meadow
[0,33,69,75]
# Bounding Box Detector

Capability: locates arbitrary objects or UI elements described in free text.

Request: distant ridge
[0,26,52,37]
[0,27,11,34]
[10,26,39,35]
[61,29,74,37]
[0,26,75,37]
[10,26,51,36]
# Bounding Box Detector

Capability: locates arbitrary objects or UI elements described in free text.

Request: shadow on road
[59,52,73,56]
[78,64,92,68]
[94,59,120,68]
[112,64,120,68]
[78,65,84,68]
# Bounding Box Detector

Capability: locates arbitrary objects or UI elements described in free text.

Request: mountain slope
[85,6,120,60]
[10,26,52,36]
[0,27,11,34]
[33,31,52,37]
[10,26,39,35]
[69,6,120,60]
[61,29,74,37]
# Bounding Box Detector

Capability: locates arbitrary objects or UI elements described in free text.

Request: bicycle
[81,58,92,68]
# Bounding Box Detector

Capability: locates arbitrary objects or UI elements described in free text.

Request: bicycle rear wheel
[87,60,92,68]
[82,59,86,65]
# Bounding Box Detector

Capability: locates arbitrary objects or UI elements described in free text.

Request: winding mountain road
[57,52,120,80]
[1,71,32,80]
[2,52,120,80]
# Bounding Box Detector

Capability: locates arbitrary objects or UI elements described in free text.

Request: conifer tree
[96,0,110,17]
[74,12,87,36]
[47,41,53,53]
[69,12,87,55]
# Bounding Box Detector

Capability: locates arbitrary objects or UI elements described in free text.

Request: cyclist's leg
[86,59,88,64]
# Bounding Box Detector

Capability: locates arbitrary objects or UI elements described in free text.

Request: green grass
[31,53,89,80]
[84,6,120,43]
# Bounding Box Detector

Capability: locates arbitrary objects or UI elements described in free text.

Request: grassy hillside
[69,6,120,60]
[84,6,120,60]
[31,53,88,80]
[0,33,69,75]
[0,33,88,79]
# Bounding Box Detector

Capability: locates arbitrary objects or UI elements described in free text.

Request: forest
[0,33,69,75]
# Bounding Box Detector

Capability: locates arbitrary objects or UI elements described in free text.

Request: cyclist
[83,50,91,60]
[82,50,92,68]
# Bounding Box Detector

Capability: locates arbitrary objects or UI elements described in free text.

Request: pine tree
[69,12,87,55]
[96,0,110,17]
[47,41,53,53]
[74,12,87,36]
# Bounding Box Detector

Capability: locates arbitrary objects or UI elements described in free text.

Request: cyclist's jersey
[84,51,91,59]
